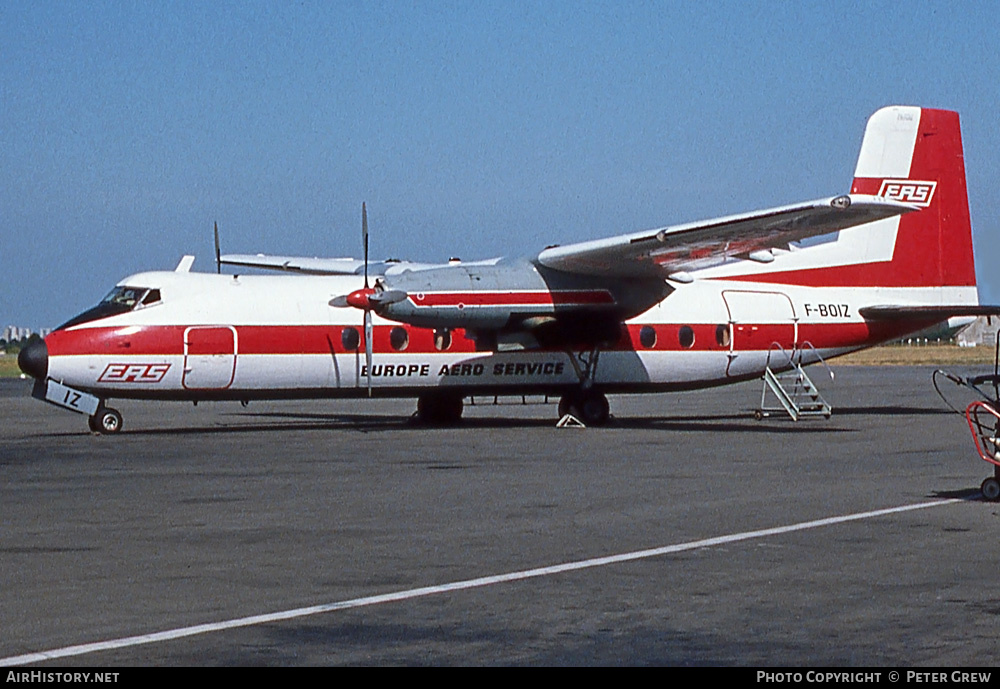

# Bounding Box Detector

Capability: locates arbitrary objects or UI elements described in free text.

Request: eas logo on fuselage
[98,363,171,383]
[878,180,937,207]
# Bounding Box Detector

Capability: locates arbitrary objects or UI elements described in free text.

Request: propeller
[362,203,372,395]
[362,202,369,289]
[364,305,373,396]
[328,204,408,395]
[214,222,221,274]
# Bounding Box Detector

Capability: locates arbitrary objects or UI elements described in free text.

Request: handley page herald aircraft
[18,106,1000,433]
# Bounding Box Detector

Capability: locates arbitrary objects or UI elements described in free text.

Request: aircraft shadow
[31,404,945,438]
[216,409,857,435]
[928,488,992,501]
[55,409,864,437]
[830,405,950,417]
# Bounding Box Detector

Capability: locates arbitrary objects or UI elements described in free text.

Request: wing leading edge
[218,254,446,276]
[536,194,917,280]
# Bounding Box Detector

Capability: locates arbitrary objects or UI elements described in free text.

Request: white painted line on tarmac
[0,497,963,666]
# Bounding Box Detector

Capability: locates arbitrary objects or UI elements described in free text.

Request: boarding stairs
[756,343,832,421]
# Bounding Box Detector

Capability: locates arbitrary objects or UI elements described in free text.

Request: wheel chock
[556,414,586,428]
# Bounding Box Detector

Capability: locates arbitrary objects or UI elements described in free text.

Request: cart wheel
[753,410,764,421]
[981,477,1000,502]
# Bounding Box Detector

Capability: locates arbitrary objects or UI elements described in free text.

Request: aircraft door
[722,290,797,377]
[183,326,237,390]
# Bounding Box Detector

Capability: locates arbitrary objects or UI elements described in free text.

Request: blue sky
[3,1,998,329]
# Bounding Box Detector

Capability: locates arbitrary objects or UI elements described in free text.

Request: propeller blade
[364,309,373,397]
[214,222,221,274]
[362,202,369,289]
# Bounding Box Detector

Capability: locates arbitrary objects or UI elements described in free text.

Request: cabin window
[716,324,731,347]
[639,325,657,349]
[390,326,409,351]
[434,328,452,351]
[679,326,695,349]
[341,327,360,351]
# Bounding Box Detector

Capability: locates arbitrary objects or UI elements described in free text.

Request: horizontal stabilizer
[859,305,1000,321]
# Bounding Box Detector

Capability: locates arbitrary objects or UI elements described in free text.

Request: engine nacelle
[369,259,671,335]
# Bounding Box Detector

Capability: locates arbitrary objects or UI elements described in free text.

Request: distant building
[2,325,49,343]
[3,325,31,342]
[956,316,1000,348]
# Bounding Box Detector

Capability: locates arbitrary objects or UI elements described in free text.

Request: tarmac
[1,365,998,666]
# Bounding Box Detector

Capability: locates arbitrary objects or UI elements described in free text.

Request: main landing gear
[88,405,123,434]
[558,390,611,426]
[415,391,464,426]
[558,346,612,427]
[414,346,614,427]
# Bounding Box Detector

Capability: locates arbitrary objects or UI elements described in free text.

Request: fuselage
[37,269,946,402]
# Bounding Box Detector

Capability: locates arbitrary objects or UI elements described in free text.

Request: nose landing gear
[88,406,123,434]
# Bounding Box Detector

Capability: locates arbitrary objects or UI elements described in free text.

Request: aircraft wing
[220,254,367,274]
[219,254,444,276]
[536,194,918,280]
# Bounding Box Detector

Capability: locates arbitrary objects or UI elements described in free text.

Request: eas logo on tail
[877,180,937,207]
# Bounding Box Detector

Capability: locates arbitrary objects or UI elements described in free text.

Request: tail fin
[726,106,978,295]
[849,106,976,287]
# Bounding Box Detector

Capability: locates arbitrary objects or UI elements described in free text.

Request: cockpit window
[102,286,148,308]
[56,285,160,331]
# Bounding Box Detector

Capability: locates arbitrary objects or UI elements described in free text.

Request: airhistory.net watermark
[6,673,118,684]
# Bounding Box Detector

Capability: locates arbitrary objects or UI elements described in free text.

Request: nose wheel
[88,406,123,434]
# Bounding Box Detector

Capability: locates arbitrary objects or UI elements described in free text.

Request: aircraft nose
[17,339,48,380]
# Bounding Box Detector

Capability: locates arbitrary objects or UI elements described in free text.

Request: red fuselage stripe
[45,320,936,358]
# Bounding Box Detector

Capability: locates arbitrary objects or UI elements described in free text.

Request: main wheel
[981,477,1000,501]
[558,391,610,426]
[577,391,610,426]
[416,392,464,426]
[89,407,123,434]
